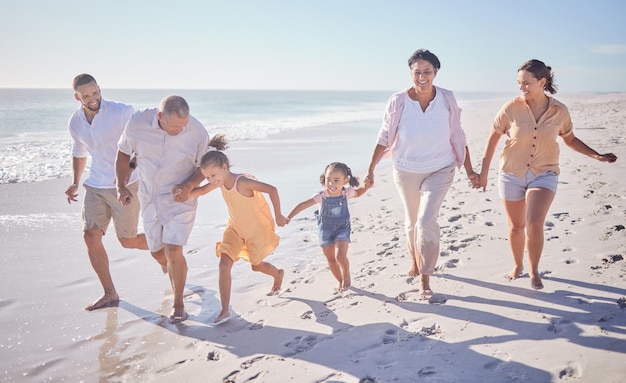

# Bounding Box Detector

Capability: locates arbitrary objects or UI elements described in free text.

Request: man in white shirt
[116,95,209,323]
[66,74,165,311]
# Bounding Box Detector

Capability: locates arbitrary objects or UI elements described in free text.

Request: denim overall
[316,191,351,247]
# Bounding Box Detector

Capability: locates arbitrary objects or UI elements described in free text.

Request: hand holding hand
[467,171,481,189]
[364,172,375,188]
[172,184,191,202]
[275,214,288,227]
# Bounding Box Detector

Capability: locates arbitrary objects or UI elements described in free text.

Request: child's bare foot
[505,266,524,280]
[85,293,119,311]
[168,306,187,323]
[530,272,544,290]
[268,269,284,295]
[212,309,231,325]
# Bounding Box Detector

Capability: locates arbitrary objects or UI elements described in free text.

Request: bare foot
[530,273,544,290]
[168,306,188,323]
[505,266,524,281]
[212,309,231,325]
[342,274,351,291]
[420,276,433,297]
[269,269,284,295]
[85,293,119,311]
[408,264,419,277]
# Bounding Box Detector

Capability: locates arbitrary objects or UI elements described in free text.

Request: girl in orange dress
[191,135,287,324]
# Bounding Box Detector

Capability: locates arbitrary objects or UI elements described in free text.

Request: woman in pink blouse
[365,49,480,297]
[479,59,617,290]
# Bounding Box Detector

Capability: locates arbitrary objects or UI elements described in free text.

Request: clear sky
[1,0,625,92]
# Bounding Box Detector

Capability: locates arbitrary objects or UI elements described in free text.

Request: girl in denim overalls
[287,162,370,291]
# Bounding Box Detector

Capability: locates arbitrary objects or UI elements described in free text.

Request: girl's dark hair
[518,59,558,94]
[319,162,360,188]
[408,49,441,71]
[199,133,230,169]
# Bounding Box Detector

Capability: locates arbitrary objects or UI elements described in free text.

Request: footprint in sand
[359,377,377,383]
[382,328,399,344]
[547,318,572,334]
[602,224,626,240]
[249,320,264,330]
[300,310,314,320]
[605,254,624,263]
[240,355,265,369]
[417,323,441,337]
[418,366,436,376]
[207,350,221,361]
[593,204,613,215]
[396,290,446,304]
[448,214,462,222]
[290,276,317,285]
[559,362,583,379]
[284,334,325,354]
[325,294,361,310]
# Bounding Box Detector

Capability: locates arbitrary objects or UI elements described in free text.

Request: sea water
[0,88,512,184]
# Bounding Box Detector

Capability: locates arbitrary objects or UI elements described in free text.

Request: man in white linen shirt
[65,73,164,311]
[116,95,210,323]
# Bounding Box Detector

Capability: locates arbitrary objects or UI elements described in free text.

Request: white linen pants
[392,163,455,275]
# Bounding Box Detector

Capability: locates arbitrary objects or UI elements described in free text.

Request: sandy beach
[1,93,625,382]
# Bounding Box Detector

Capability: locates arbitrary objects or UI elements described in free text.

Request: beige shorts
[142,202,197,253]
[82,182,140,238]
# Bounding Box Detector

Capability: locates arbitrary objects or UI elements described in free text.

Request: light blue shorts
[498,170,558,201]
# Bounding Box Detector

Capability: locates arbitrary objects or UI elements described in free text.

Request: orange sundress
[215,174,279,265]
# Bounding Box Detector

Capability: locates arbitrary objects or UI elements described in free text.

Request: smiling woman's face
[517,69,547,100]
[410,60,437,94]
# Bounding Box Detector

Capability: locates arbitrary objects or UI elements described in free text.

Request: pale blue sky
[1,0,625,92]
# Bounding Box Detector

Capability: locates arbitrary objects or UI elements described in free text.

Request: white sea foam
[0,212,78,227]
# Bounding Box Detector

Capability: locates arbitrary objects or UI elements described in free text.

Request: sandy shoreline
[1,93,625,382]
